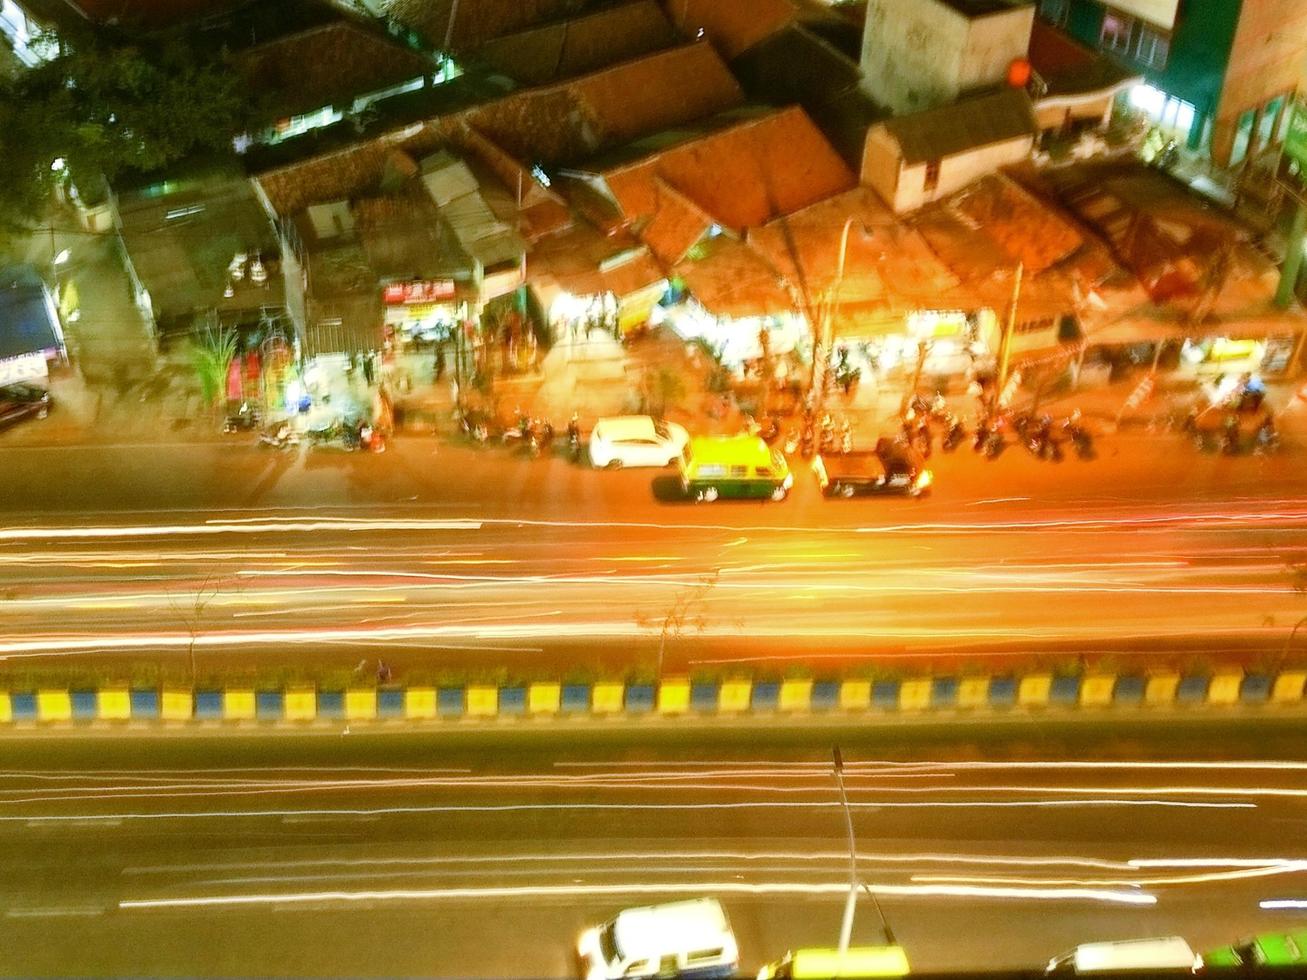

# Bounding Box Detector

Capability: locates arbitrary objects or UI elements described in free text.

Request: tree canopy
[0,28,254,233]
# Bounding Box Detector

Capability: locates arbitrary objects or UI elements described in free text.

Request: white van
[1046,937,1200,974]
[577,898,739,979]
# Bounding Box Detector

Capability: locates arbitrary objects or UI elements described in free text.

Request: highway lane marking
[5,906,104,918]
[24,817,121,828]
[118,880,1157,911]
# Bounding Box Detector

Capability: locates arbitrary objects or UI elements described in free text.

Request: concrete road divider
[1,667,1305,728]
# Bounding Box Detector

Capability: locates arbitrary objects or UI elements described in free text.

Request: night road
[4,720,1307,977]
[0,438,1303,681]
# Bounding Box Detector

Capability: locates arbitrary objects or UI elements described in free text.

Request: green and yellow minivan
[679,435,793,502]
[757,945,910,979]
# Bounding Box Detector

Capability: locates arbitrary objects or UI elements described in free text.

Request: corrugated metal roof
[880,88,1036,165]
[420,152,525,271]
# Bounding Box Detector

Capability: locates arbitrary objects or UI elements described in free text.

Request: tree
[0,27,254,233]
[167,570,242,686]
[635,571,720,676]
[1286,562,1307,659]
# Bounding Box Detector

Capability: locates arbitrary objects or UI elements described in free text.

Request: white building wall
[890,134,1035,213]
[957,6,1036,94]
[860,0,970,113]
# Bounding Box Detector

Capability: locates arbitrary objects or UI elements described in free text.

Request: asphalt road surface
[0,438,1303,679]
[3,718,1307,977]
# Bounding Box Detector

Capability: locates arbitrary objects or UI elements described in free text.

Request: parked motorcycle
[1061,411,1095,460]
[223,402,262,434]
[940,414,966,453]
[566,413,583,462]
[460,409,497,446]
[503,409,553,459]
[1255,419,1281,455]
[258,422,300,451]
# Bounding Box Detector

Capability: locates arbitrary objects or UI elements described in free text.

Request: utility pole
[810,219,870,416]
[996,261,1023,399]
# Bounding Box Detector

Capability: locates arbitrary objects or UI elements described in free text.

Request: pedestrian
[376,660,391,684]
[362,352,375,386]
[434,346,446,381]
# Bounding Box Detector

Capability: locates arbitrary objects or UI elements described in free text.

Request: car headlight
[782,472,793,489]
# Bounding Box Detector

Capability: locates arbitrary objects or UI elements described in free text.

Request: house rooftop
[879,87,1035,165]
[473,0,677,86]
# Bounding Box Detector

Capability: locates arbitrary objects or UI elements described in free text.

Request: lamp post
[832,746,895,955]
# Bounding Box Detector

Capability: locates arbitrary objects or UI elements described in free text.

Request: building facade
[1043,0,1307,166]
[860,0,1036,113]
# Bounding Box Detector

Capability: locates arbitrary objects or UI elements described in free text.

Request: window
[1100,11,1135,54]
[1038,0,1069,26]
[687,949,725,963]
[923,159,941,193]
[1134,24,1170,68]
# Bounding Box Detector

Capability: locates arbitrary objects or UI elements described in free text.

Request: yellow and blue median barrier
[1,666,1304,728]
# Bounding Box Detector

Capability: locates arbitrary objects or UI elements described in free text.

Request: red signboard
[383,280,456,305]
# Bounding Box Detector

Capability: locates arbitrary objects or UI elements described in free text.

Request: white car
[577,898,738,980]
[588,415,688,469]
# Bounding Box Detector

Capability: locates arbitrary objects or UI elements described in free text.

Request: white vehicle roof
[611,898,733,961]
[1065,937,1197,973]
[593,416,673,441]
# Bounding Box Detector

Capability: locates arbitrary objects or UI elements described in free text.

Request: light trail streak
[118,880,1157,910]
[122,851,1142,875]
[0,799,1253,824]
[1261,899,1307,909]
[3,505,1307,546]
[911,863,1307,888]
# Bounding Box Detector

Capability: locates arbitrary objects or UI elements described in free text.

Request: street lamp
[832,745,896,955]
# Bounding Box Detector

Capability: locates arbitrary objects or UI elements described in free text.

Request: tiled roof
[1024,160,1289,317]
[236,22,436,123]
[465,42,745,166]
[635,178,718,266]
[601,106,857,251]
[729,23,883,167]
[476,0,677,85]
[747,186,959,318]
[909,173,1127,324]
[352,185,473,283]
[528,222,664,299]
[879,88,1036,165]
[665,0,797,59]
[59,0,246,28]
[673,235,793,318]
[379,0,607,54]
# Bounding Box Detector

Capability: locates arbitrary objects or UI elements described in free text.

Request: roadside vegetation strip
[0,667,1298,726]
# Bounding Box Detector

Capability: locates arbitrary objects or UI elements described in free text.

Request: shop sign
[0,352,48,387]
[383,280,455,305]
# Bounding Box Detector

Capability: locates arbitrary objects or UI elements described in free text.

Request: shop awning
[1088,309,1306,347]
